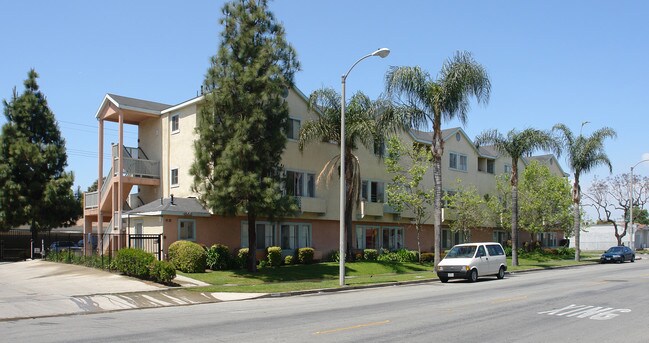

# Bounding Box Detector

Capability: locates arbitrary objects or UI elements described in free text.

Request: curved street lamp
[629,159,649,249]
[340,48,390,286]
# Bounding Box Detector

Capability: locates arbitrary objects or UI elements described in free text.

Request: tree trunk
[572,175,581,261]
[30,219,38,258]
[432,122,444,269]
[416,222,422,264]
[511,159,519,267]
[344,150,355,261]
[247,212,257,272]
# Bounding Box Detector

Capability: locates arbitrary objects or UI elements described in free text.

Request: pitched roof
[127,197,211,217]
[106,93,173,113]
[477,145,499,158]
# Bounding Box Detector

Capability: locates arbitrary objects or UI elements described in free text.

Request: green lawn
[181,252,600,293]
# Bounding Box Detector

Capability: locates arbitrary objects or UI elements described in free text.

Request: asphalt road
[3,260,648,342]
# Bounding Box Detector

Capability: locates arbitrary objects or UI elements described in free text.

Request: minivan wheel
[631,256,635,262]
[439,277,449,283]
[468,269,478,283]
[497,266,506,279]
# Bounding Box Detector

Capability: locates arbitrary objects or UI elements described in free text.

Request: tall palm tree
[474,128,559,266]
[553,123,616,261]
[298,88,400,260]
[385,51,491,268]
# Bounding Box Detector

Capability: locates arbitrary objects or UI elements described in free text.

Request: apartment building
[83,86,568,259]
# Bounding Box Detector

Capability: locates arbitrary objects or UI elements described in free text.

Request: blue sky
[1,1,648,221]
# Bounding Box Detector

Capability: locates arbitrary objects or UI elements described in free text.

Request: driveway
[0,260,231,321]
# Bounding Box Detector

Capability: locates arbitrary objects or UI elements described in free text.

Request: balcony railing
[85,192,98,209]
[114,157,160,178]
[296,196,327,214]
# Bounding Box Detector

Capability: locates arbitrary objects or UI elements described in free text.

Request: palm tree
[474,128,559,266]
[298,88,400,260]
[553,123,616,261]
[385,51,491,268]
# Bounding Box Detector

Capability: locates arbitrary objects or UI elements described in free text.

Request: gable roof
[127,197,211,217]
[524,154,569,177]
[408,127,484,157]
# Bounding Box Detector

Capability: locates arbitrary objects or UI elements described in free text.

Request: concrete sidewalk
[0,260,265,321]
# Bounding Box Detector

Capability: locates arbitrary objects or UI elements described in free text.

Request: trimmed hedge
[297,247,314,264]
[267,246,282,267]
[168,240,207,273]
[113,248,155,279]
[149,260,176,284]
[284,255,294,265]
[363,249,378,261]
[206,244,232,270]
[237,248,250,269]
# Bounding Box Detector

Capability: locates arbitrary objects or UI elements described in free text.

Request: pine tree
[190,0,300,272]
[0,69,79,241]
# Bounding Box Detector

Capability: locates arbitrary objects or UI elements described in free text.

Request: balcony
[296,196,326,214]
[442,208,458,222]
[359,201,384,218]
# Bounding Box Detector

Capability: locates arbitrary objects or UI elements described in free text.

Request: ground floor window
[442,229,465,249]
[356,225,403,251]
[493,230,508,245]
[538,232,557,247]
[280,223,311,250]
[178,219,196,241]
[241,222,276,249]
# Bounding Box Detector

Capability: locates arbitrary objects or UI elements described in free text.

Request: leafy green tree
[553,123,616,260]
[633,207,649,225]
[475,128,559,266]
[518,161,572,241]
[443,179,488,243]
[385,51,491,268]
[299,88,397,260]
[190,0,300,272]
[0,70,79,239]
[385,136,434,262]
[487,173,513,233]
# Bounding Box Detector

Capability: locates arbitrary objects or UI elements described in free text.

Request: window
[504,164,512,174]
[539,232,557,247]
[356,226,403,251]
[487,244,505,256]
[287,118,300,140]
[280,223,311,250]
[487,160,495,174]
[442,229,465,249]
[170,168,179,187]
[361,180,385,203]
[285,170,315,197]
[171,114,179,133]
[449,152,468,171]
[442,190,456,208]
[373,138,385,156]
[241,222,276,249]
[178,219,195,241]
[493,230,508,245]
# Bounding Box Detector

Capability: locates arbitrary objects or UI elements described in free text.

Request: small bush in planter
[206,244,232,270]
[297,247,314,264]
[237,248,250,269]
[113,248,155,279]
[284,255,294,265]
[267,246,282,267]
[168,240,207,273]
[363,249,378,261]
[149,260,176,284]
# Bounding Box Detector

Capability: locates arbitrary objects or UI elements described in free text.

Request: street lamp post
[629,159,649,250]
[340,48,390,286]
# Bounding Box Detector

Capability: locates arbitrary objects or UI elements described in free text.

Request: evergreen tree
[190,0,300,272]
[0,69,79,240]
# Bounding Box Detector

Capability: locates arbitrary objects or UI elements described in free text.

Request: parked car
[49,241,81,253]
[77,236,98,250]
[600,246,635,263]
[436,242,507,283]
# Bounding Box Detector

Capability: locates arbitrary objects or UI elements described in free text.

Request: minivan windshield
[445,245,477,258]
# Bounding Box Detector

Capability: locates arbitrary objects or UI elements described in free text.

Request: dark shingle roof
[127,197,210,217]
[107,93,173,113]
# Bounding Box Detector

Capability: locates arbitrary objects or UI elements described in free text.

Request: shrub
[267,246,282,267]
[421,253,435,263]
[297,247,314,264]
[237,248,250,269]
[259,260,268,269]
[168,240,207,273]
[557,247,575,258]
[364,249,378,261]
[206,244,231,270]
[149,260,176,284]
[504,246,512,257]
[284,255,294,265]
[376,249,419,263]
[113,248,155,279]
[325,250,339,262]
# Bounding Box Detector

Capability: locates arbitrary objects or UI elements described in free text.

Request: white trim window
[170,168,179,188]
[285,170,315,197]
[356,225,404,251]
[178,219,196,241]
[361,180,385,203]
[171,114,180,134]
[280,223,312,250]
[487,159,495,174]
[241,222,277,249]
[373,138,385,156]
[449,152,468,172]
[442,229,465,249]
[493,230,507,245]
[504,164,512,174]
[286,118,300,140]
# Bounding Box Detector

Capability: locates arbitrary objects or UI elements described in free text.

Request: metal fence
[0,230,83,261]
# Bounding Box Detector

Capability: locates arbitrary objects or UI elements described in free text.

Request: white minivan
[436,242,507,283]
